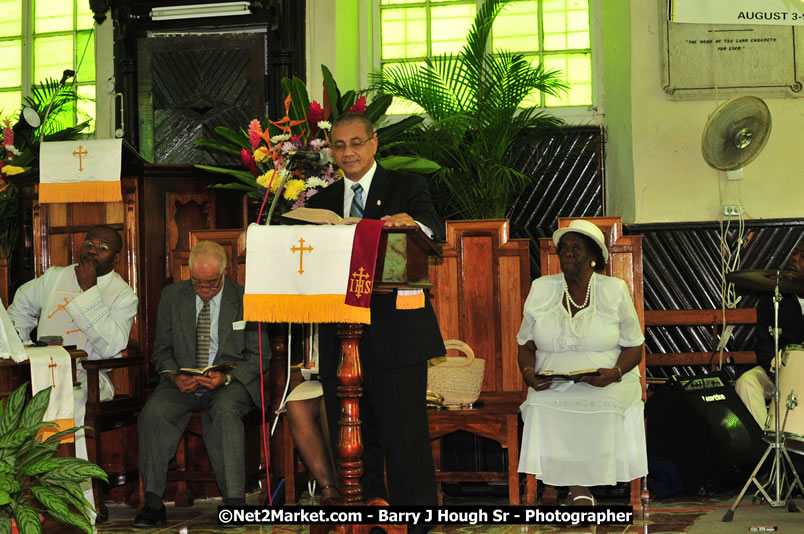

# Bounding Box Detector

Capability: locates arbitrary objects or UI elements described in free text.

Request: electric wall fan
[701,96,771,179]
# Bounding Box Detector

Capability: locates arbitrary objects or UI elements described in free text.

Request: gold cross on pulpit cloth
[48,356,58,388]
[72,145,88,172]
[291,237,314,275]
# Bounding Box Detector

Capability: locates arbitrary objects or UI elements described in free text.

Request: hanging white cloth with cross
[27,345,75,443]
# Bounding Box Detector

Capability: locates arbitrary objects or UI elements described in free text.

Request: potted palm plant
[369,0,568,220]
[0,382,108,534]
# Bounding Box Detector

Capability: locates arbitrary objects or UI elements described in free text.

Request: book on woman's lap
[535,368,600,381]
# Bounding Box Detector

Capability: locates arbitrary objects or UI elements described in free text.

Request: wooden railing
[644,308,758,370]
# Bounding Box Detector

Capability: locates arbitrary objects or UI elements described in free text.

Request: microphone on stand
[288,150,331,165]
[39,69,76,146]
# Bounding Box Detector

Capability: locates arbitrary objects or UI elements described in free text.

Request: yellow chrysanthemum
[336,168,345,180]
[282,179,306,200]
[254,146,271,163]
[2,165,25,176]
[256,171,271,188]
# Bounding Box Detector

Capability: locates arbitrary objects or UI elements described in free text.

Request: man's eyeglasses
[190,274,223,290]
[331,137,374,152]
[81,240,114,252]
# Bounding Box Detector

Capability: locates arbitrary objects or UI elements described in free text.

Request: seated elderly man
[7,224,138,519]
[135,240,268,528]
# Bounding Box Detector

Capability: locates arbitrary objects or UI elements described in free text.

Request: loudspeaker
[646,372,765,494]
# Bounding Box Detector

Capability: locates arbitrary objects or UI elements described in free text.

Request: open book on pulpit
[281,207,361,226]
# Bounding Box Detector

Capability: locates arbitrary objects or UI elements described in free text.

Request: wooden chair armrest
[81,356,144,370]
[83,353,145,406]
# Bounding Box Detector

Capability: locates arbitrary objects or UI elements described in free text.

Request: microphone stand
[263,154,315,225]
[38,69,75,147]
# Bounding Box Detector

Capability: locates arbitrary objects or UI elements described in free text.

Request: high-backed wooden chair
[426,220,531,504]
[30,177,145,518]
[524,216,649,517]
[160,228,280,506]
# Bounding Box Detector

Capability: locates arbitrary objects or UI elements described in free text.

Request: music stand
[723,270,804,521]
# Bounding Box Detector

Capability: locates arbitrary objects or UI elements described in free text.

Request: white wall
[94,12,115,140]
[621,1,804,223]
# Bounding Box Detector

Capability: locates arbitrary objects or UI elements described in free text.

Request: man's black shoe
[133,505,167,528]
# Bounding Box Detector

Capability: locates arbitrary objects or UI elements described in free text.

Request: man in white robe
[7,224,138,520]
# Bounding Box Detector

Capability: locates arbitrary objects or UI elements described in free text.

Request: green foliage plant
[369,0,569,220]
[0,382,108,534]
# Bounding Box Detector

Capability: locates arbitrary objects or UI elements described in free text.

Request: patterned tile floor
[96,488,724,534]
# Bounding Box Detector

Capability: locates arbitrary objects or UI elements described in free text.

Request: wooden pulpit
[334,226,441,507]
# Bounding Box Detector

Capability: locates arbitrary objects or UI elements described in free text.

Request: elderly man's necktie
[350,183,364,218]
[195,300,210,369]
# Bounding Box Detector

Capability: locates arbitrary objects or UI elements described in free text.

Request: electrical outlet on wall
[723,205,745,217]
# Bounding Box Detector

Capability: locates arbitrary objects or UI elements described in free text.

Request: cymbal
[726,269,804,293]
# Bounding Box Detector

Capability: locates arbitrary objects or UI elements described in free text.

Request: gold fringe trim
[396,292,425,310]
[37,418,75,444]
[244,294,371,324]
[39,181,122,203]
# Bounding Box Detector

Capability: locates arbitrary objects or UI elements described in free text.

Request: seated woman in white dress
[517,219,648,505]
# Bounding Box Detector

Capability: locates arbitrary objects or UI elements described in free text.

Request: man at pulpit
[6,224,139,516]
[135,241,266,528]
[307,112,445,508]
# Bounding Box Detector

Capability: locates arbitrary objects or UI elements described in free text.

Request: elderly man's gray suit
[138,279,266,502]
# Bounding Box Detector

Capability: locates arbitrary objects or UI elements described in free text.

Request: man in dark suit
[736,239,804,427]
[307,112,445,508]
[134,241,267,527]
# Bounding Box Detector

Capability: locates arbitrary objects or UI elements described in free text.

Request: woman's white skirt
[518,378,648,487]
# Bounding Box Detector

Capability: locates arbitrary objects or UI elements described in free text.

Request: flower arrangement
[239,94,370,220]
[0,119,27,258]
[196,65,439,224]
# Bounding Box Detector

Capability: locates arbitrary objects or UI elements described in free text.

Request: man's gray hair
[189,241,227,274]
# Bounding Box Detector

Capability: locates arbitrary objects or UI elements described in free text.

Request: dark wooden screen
[137,33,266,164]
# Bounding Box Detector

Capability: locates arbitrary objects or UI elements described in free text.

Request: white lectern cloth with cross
[39,139,123,203]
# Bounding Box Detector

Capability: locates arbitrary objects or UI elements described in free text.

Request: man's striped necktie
[350,183,364,218]
[195,300,210,369]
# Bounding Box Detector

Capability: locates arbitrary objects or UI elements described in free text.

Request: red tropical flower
[348,96,367,114]
[307,101,324,137]
[241,148,259,177]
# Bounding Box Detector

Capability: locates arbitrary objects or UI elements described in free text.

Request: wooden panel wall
[428,220,531,403]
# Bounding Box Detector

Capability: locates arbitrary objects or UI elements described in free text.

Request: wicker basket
[427,340,485,407]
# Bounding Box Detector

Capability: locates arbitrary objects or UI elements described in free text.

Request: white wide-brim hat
[552,219,609,262]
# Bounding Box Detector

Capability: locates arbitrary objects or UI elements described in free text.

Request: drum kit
[721,269,804,521]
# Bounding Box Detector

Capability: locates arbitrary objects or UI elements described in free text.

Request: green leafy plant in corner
[369,0,569,220]
[0,382,108,534]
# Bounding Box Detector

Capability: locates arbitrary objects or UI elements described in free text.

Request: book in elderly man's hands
[172,363,235,377]
[535,368,600,381]
[281,207,361,225]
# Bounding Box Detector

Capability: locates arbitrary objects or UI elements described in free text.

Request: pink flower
[348,96,367,114]
[307,101,324,137]
[247,119,263,151]
[241,148,259,177]
[2,119,13,151]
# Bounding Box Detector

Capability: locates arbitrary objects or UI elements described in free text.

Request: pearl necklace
[563,273,596,338]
